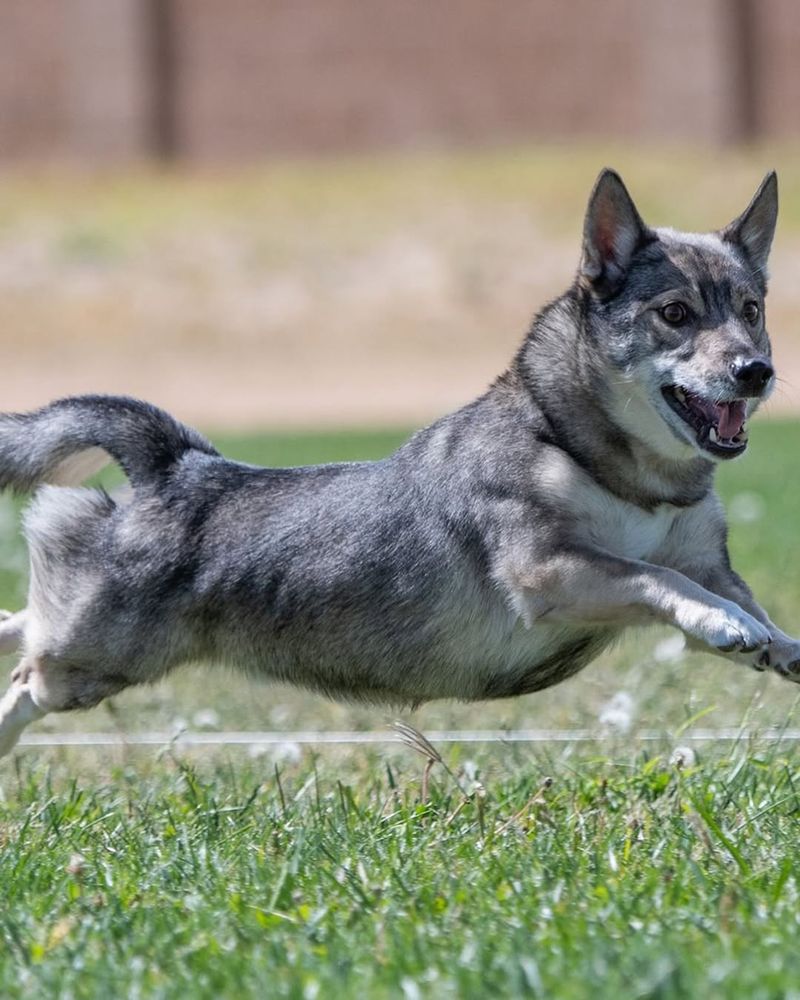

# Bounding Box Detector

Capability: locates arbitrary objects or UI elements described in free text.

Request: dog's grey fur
[1,169,798,756]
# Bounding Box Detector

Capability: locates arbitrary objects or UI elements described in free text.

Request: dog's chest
[578,490,678,560]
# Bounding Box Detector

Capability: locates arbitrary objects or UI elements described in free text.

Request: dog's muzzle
[661,386,750,458]
[661,354,774,460]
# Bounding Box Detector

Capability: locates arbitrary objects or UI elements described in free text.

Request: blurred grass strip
[2,143,800,242]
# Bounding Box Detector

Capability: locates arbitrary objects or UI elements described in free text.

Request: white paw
[683,601,772,654]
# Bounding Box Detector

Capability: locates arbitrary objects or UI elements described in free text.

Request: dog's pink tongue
[716,400,746,438]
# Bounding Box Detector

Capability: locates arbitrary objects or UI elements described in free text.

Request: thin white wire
[15,727,800,748]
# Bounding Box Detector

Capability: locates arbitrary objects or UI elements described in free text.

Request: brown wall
[754,0,800,139]
[0,0,65,157]
[171,0,643,159]
[0,0,152,161]
[0,0,795,163]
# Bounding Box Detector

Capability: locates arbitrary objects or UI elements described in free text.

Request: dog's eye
[742,301,760,325]
[660,303,689,326]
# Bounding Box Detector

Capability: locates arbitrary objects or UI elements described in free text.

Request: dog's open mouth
[662,386,748,458]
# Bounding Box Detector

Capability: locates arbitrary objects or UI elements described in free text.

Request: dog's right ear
[580,169,651,297]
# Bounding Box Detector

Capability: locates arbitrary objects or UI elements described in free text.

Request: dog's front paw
[759,636,800,682]
[684,602,771,655]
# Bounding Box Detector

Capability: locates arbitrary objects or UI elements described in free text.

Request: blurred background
[1,0,799,426]
[1,0,800,746]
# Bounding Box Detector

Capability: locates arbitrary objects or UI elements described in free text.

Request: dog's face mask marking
[581,171,778,462]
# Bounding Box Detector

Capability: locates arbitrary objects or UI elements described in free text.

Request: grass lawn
[1,420,800,998]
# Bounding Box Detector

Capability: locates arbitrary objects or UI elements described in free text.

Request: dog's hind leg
[0,610,27,655]
[0,678,43,758]
[0,653,130,760]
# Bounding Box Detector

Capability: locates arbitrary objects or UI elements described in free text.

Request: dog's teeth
[708,426,718,443]
[674,388,686,403]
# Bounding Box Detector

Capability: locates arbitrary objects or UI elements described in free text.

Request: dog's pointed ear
[580,169,650,297]
[721,171,778,278]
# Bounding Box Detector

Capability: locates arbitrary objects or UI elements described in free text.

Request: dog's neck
[509,294,715,511]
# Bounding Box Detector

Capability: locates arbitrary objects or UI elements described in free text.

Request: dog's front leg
[669,561,800,681]
[513,547,772,656]
[655,495,800,680]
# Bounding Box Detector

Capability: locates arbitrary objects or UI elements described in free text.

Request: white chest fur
[579,492,678,560]
[541,450,681,560]
[537,450,682,560]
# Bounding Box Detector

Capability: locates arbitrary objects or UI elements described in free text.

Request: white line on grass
[15,727,800,748]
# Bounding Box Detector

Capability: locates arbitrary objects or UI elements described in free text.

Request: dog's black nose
[730,357,774,394]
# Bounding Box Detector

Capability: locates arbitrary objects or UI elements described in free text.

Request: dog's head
[579,169,778,462]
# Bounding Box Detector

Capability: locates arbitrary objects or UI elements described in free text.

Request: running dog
[0,169,796,756]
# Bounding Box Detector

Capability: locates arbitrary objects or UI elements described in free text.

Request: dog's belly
[441,620,616,701]
[236,603,616,705]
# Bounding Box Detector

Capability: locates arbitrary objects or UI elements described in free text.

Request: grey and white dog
[0,169,797,756]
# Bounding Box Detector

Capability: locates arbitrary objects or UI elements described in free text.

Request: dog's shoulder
[396,375,550,489]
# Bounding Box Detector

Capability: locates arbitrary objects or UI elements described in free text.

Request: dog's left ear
[580,168,651,297]
[721,171,778,278]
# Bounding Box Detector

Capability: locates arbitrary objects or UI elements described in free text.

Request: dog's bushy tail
[0,395,219,492]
